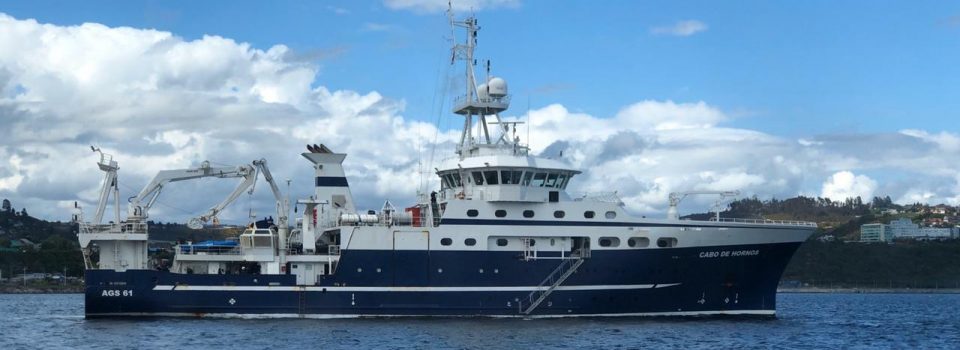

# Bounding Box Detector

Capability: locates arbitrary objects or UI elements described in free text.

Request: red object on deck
[405,206,422,227]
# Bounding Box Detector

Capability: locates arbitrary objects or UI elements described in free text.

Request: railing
[78,221,149,235]
[574,192,625,206]
[708,217,817,227]
[177,245,241,255]
[452,94,511,107]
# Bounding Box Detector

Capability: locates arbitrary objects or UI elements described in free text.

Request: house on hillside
[9,238,39,251]
[923,217,944,227]
[931,204,951,215]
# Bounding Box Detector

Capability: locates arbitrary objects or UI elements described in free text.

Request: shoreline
[0,285,83,294]
[778,287,960,294]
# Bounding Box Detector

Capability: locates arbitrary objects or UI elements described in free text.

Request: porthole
[598,237,621,247]
[495,210,507,218]
[357,268,362,273]
[497,238,508,246]
[628,237,650,248]
[584,211,595,219]
[550,238,556,246]
[441,238,453,246]
[554,210,565,218]
[465,238,477,246]
[479,268,484,273]
[523,210,535,218]
[657,237,678,248]
[605,211,617,219]
[438,268,443,273]
[467,209,479,217]
[529,239,536,247]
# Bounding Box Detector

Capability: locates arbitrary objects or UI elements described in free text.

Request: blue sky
[5,0,959,136]
[3,1,960,222]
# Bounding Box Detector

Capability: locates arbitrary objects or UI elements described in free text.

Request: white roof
[436,154,580,174]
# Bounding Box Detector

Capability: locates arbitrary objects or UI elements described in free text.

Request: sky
[1,0,960,224]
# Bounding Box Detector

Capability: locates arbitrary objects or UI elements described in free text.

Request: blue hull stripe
[315,176,348,187]
[440,218,811,230]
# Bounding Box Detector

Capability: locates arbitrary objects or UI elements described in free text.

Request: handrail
[707,217,817,227]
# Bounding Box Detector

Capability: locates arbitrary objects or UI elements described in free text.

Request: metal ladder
[521,248,588,315]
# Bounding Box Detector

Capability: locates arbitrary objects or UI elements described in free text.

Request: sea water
[1,293,957,349]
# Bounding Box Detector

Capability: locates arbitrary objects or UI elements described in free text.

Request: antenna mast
[447,4,511,158]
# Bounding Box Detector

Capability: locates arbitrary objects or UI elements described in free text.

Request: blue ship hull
[84,241,801,318]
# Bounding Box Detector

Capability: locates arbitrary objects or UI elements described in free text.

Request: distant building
[860,223,893,242]
[817,234,835,242]
[882,208,900,215]
[860,218,955,242]
[923,217,944,227]
[931,204,951,215]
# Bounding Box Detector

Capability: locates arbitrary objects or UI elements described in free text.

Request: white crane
[89,146,120,225]
[127,161,256,224]
[667,190,741,221]
[251,158,290,261]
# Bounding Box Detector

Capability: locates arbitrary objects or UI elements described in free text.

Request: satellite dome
[476,83,490,99]
[487,77,508,97]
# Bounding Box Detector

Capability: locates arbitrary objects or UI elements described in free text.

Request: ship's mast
[448,6,512,158]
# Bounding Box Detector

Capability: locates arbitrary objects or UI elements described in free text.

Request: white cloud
[0,13,459,223]
[820,171,877,202]
[651,20,708,37]
[3,13,960,224]
[383,0,519,14]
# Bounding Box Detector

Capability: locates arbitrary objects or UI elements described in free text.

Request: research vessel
[76,13,815,318]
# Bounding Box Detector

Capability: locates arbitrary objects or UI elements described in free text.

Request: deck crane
[186,165,260,230]
[251,159,290,259]
[666,190,741,221]
[127,161,256,225]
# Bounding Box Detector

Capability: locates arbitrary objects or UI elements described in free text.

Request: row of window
[465,209,617,219]
[437,236,678,248]
[439,170,574,190]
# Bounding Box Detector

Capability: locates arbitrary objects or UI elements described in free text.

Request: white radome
[487,77,508,97]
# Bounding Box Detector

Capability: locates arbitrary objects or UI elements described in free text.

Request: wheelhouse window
[545,173,559,187]
[447,173,462,187]
[521,172,533,186]
[472,172,484,185]
[500,170,523,185]
[483,170,499,185]
[532,173,547,187]
[556,174,568,189]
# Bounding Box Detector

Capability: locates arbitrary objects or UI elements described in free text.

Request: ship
[75,12,815,318]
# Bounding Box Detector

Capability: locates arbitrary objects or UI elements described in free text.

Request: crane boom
[667,190,740,220]
[127,161,255,222]
[187,166,260,229]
